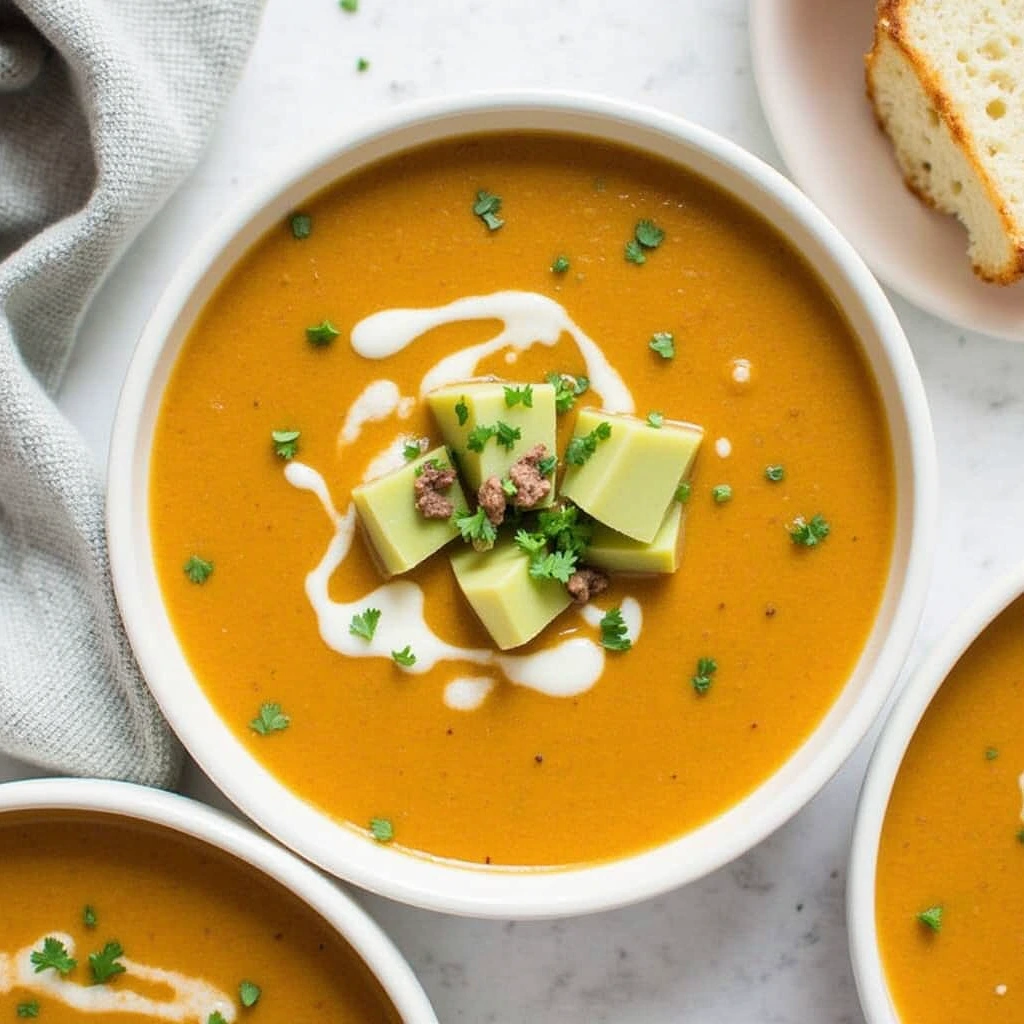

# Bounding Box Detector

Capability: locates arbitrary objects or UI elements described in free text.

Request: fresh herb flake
[370,817,395,843]
[514,529,548,555]
[649,331,675,359]
[183,555,214,585]
[89,941,126,985]
[711,484,732,505]
[916,905,943,932]
[692,656,717,695]
[635,219,665,249]
[599,608,632,652]
[339,0,358,11]
[356,57,370,72]
[503,384,533,409]
[788,514,830,547]
[501,477,518,498]
[551,255,570,274]
[16,1003,39,1019]
[403,441,422,460]
[31,937,76,976]
[546,372,589,413]
[494,421,521,451]
[289,213,312,240]
[675,482,692,504]
[239,981,262,1008]
[349,607,381,642]
[391,646,416,667]
[271,428,301,461]
[208,1014,229,1024]
[306,320,340,347]
[452,507,497,551]
[537,505,592,558]
[565,421,612,466]
[624,239,646,265]
[250,702,290,736]
[537,454,557,476]
[528,550,578,584]
[764,464,785,483]
[985,746,1000,761]
[455,397,469,426]
[473,190,504,231]
[466,424,496,453]
[83,905,98,929]
[647,411,664,429]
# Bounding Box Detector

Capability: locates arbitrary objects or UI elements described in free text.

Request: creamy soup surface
[0,813,398,1023]
[150,133,895,866]
[876,595,1024,1022]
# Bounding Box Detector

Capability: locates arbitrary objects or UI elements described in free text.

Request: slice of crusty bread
[866,0,1024,284]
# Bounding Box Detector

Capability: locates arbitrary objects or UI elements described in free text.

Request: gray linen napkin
[0,0,265,785]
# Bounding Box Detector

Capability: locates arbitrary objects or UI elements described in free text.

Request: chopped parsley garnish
[546,371,590,413]
[495,421,521,451]
[473,190,504,231]
[624,239,646,265]
[504,384,533,408]
[183,555,213,585]
[501,477,518,497]
[208,1014,229,1024]
[466,424,495,452]
[551,255,570,274]
[764,464,785,483]
[538,504,592,557]
[916,905,943,932]
[649,331,675,359]
[403,441,422,460]
[349,607,381,642]
[691,657,717,695]
[370,817,395,843]
[599,608,632,652]
[250,702,290,736]
[83,905,97,929]
[515,529,548,555]
[788,514,830,547]
[647,410,664,429]
[306,320,340,347]
[414,457,444,477]
[467,420,519,452]
[289,213,312,239]
[711,484,732,504]
[391,646,416,667]
[356,56,370,72]
[239,981,262,1008]
[528,550,578,584]
[31,937,76,976]
[339,0,358,11]
[565,421,612,466]
[675,482,692,504]
[635,219,665,249]
[537,453,557,476]
[89,941,126,984]
[455,397,469,426]
[452,507,497,550]
[985,746,1000,760]
[16,1003,39,1019]
[271,428,300,460]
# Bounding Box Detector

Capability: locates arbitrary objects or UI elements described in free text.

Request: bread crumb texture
[866,0,1024,283]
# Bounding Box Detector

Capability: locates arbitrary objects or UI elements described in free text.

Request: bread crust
[866,0,1024,284]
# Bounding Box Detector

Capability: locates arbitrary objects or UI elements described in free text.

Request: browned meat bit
[566,566,610,605]
[508,443,553,509]
[477,475,506,527]
[414,464,457,519]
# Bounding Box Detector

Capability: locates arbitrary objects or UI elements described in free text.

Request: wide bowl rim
[0,776,438,1022]
[107,88,938,918]
[847,562,1024,1022]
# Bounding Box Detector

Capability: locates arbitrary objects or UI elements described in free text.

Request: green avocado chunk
[586,500,685,574]
[352,446,466,577]
[450,535,571,650]
[561,409,703,543]
[426,380,556,505]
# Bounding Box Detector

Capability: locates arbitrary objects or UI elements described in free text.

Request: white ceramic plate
[847,562,1024,1021]
[108,91,936,919]
[0,777,438,1023]
[750,0,1024,341]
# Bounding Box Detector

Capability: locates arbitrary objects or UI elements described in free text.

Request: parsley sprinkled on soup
[149,133,894,866]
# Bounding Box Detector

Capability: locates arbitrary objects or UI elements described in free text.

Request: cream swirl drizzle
[0,934,233,1022]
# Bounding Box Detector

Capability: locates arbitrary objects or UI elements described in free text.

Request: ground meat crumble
[477,475,507,526]
[508,443,552,509]
[413,464,457,519]
[566,566,609,604]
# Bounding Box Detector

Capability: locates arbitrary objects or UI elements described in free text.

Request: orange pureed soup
[876,596,1024,1022]
[0,813,398,1023]
[150,133,895,866]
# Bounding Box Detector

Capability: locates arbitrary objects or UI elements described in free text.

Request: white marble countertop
[5,1,1024,1020]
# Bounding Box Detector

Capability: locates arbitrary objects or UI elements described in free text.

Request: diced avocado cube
[561,409,703,543]
[426,380,556,505]
[352,446,466,577]
[450,536,571,650]
[586,500,685,574]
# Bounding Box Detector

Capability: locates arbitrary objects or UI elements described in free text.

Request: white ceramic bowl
[0,777,437,1021]
[847,564,1024,1021]
[108,91,937,918]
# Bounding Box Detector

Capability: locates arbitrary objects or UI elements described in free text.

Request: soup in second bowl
[149,132,895,867]
[876,595,1024,1021]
